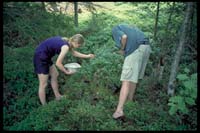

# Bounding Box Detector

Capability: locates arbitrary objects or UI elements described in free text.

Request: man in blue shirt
[112,24,151,119]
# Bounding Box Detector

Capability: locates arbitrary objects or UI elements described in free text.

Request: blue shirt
[35,36,69,60]
[112,24,149,57]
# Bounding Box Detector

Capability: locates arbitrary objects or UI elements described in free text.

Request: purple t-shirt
[35,36,69,60]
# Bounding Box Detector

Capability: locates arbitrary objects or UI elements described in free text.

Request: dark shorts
[33,52,53,74]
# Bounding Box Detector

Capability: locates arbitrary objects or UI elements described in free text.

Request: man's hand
[117,50,125,55]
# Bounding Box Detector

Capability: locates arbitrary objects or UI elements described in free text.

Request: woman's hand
[65,69,76,75]
[88,54,95,59]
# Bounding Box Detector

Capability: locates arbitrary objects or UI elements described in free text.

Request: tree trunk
[166,2,175,33]
[74,2,78,27]
[64,2,69,14]
[156,2,175,82]
[153,2,160,41]
[158,56,165,81]
[167,2,195,96]
[41,2,46,11]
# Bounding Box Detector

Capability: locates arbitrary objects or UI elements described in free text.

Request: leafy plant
[168,68,197,116]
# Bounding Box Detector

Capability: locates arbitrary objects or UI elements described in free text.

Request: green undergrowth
[3,2,197,131]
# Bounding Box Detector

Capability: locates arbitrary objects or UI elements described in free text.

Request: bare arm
[56,45,74,75]
[71,49,95,59]
[118,34,127,55]
[121,34,127,50]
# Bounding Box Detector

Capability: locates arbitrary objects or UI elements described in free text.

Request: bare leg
[113,81,130,118]
[49,65,62,100]
[127,82,137,101]
[38,74,49,105]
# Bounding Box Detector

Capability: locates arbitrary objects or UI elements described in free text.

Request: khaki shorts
[120,45,151,83]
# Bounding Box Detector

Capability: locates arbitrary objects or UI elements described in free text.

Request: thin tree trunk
[64,2,69,14]
[166,2,175,33]
[167,2,195,96]
[157,2,175,82]
[158,57,165,81]
[41,2,46,11]
[152,2,162,83]
[154,2,160,41]
[74,2,78,27]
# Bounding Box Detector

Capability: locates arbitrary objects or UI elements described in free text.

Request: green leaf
[191,88,197,99]
[177,74,188,81]
[184,97,195,106]
[167,102,175,106]
[169,96,182,103]
[178,99,188,114]
[168,96,189,115]
[184,68,190,74]
[169,105,177,115]
[191,73,197,80]
[183,80,194,90]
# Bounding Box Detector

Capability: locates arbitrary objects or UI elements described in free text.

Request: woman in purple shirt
[33,34,95,105]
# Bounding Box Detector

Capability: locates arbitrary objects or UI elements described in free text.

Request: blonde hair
[69,34,84,45]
